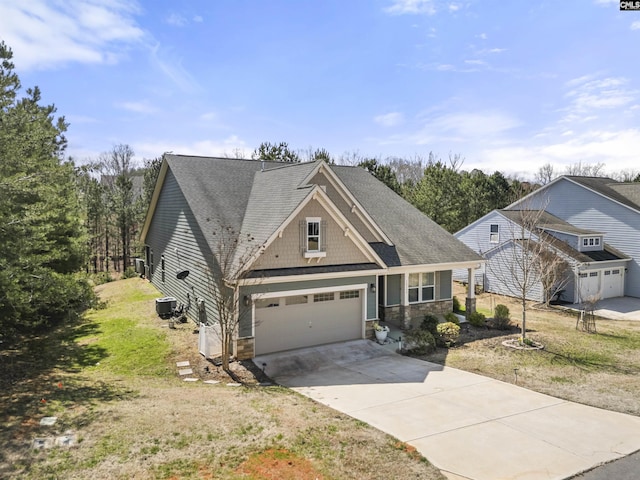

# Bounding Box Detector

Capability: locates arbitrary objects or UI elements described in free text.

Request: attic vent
[320,185,327,192]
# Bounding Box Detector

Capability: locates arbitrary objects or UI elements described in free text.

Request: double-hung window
[408,272,435,303]
[490,224,499,243]
[307,219,320,252]
[301,217,326,258]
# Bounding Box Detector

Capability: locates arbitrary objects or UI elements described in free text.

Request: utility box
[134,258,145,274]
[155,297,177,318]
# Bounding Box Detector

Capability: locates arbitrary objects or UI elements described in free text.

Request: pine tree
[0,42,92,335]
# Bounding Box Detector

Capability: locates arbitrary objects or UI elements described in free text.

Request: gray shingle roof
[333,165,483,266]
[497,208,629,264]
[500,210,602,235]
[160,155,483,273]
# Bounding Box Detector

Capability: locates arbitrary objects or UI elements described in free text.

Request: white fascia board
[140,157,169,244]
[299,160,392,244]
[238,184,387,276]
[253,283,368,299]
[577,258,632,270]
[238,267,385,286]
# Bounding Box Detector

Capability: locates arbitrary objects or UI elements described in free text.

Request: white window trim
[490,224,499,243]
[408,272,436,304]
[304,217,327,258]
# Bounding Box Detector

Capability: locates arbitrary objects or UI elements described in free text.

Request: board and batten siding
[514,178,640,298]
[145,169,217,325]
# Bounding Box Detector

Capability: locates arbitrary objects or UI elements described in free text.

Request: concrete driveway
[571,297,640,321]
[254,340,640,480]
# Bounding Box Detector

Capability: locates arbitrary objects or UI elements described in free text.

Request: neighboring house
[140,154,483,359]
[455,175,639,304]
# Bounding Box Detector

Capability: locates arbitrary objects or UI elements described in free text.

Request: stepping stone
[55,434,77,447]
[183,377,199,382]
[203,380,220,385]
[176,361,190,367]
[32,437,54,449]
[40,417,57,426]
[226,382,241,387]
[178,368,194,376]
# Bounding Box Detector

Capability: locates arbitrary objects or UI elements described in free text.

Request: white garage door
[254,289,363,355]
[602,269,624,299]
[578,271,600,303]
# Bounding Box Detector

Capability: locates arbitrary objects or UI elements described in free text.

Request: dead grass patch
[431,284,640,416]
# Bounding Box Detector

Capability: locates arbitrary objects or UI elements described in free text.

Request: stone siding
[382,300,453,329]
[235,336,255,360]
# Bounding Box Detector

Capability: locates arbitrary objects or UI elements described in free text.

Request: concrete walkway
[255,340,640,480]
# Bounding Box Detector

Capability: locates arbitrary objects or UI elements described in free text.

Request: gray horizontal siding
[517,179,640,298]
[145,169,217,325]
[485,243,544,303]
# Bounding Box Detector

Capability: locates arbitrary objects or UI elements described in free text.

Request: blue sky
[1,0,639,180]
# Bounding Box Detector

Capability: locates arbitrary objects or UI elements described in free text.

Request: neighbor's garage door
[578,271,600,303]
[602,268,624,299]
[254,289,363,355]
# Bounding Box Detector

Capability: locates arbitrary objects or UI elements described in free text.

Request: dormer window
[301,217,327,258]
[582,237,600,247]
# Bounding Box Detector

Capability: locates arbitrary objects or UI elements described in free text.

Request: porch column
[402,272,411,329]
[465,267,477,317]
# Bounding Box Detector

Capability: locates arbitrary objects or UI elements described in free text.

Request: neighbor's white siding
[512,178,640,298]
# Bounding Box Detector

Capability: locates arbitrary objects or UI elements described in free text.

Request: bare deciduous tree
[564,161,606,177]
[206,224,265,370]
[486,207,571,340]
[534,163,556,185]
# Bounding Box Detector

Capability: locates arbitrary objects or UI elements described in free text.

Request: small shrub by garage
[468,311,486,327]
[492,304,512,330]
[404,329,436,355]
[444,312,460,325]
[421,314,439,335]
[437,322,460,347]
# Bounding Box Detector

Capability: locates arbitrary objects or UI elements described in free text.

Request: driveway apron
[254,340,640,480]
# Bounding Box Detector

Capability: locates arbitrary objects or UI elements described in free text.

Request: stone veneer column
[466,266,477,318]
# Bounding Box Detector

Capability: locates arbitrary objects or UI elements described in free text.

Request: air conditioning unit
[155,297,177,318]
[135,258,145,274]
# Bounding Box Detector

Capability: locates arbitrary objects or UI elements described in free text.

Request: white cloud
[165,13,188,27]
[133,136,249,160]
[561,75,638,122]
[448,3,460,12]
[384,0,436,15]
[477,33,488,40]
[149,43,201,93]
[116,101,159,114]
[632,21,640,30]
[200,111,218,121]
[374,112,404,127]
[0,0,145,70]
[193,15,204,23]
